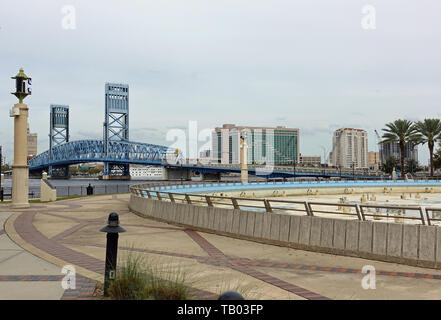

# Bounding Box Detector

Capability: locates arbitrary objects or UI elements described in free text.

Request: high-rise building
[332,128,368,169]
[299,154,321,167]
[211,124,299,166]
[379,141,418,164]
[368,151,380,170]
[27,123,38,158]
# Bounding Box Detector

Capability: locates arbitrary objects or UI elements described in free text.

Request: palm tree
[406,158,420,174]
[433,141,441,170]
[381,119,419,176]
[414,118,441,177]
[381,156,399,175]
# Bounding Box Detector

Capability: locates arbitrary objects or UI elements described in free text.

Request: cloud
[0,0,440,166]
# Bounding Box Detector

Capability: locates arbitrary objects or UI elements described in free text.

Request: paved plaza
[1,194,441,299]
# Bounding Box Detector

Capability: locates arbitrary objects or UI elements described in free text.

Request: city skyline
[2,1,441,304]
[1,1,440,165]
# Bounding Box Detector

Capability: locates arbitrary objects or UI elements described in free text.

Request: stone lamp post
[240,130,248,184]
[10,68,32,208]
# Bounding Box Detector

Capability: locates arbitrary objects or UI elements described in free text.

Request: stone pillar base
[163,167,191,181]
[11,165,30,208]
[241,169,248,184]
[200,172,221,181]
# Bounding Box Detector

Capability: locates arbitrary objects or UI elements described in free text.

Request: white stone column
[240,133,248,184]
[11,103,30,208]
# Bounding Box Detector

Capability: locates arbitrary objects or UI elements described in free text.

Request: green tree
[89,168,102,175]
[381,119,419,175]
[381,156,399,174]
[413,118,441,177]
[406,158,420,174]
[69,167,78,176]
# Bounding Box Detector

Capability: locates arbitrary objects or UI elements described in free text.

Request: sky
[1,0,440,165]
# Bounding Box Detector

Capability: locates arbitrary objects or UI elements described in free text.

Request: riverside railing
[130,183,441,226]
[132,178,441,192]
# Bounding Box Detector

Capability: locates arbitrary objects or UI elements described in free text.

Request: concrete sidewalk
[0,210,95,300]
[0,211,65,299]
[3,194,441,299]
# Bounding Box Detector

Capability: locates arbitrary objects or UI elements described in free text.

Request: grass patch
[1,192,130,204]
[1,199,42,204]
[108,252,191,300]
[143,259,191,300]
[108,254,147,300]
[55,195,86,201]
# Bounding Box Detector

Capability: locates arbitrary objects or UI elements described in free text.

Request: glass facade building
[211,124,299,166]
[379,141,418,164]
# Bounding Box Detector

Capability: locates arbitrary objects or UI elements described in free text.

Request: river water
[1,177,163,198]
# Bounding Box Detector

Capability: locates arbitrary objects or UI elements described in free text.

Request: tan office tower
[332,128,368,169]
[368,151,380,170]
[27,123,38,158]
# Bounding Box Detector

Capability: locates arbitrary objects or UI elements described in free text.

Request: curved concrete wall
[129,194,441,270]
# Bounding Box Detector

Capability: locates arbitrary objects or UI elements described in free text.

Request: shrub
[108,253,191,300]
[108,254,147,300]
[143,260,190,300]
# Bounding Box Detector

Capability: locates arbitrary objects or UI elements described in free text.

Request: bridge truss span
[28,139,174,171]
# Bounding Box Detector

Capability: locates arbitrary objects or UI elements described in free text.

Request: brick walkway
[4,194,441,300]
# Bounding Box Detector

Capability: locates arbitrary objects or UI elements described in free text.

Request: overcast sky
[1,0,440,165]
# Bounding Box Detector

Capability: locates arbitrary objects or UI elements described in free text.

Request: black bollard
[100,212,126,297]
[218,291,245,300]
[86,183,93,195]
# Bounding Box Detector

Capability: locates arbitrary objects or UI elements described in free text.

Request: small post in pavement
[86,183,93,195]
[100,212,126,296]
[218,291,244,300]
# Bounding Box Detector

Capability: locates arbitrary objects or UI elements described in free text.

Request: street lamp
[100,212,126,296]
[293,158,296,182]
[10,68,32,209]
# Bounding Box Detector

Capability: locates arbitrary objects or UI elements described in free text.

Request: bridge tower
[103,83,130,179]
[49,104,69,177]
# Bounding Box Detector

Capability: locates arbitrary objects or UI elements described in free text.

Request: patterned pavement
[3,194,441,299]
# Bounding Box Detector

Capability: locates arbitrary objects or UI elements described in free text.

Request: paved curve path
[2,194,441,299]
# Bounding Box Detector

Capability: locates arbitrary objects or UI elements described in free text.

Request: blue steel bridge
[29,83,387,180]
[28,139,172,170]
[28,139,386,179]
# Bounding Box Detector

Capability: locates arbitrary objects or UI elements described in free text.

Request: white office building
[332,128,368,169]
[130,166,163,178]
